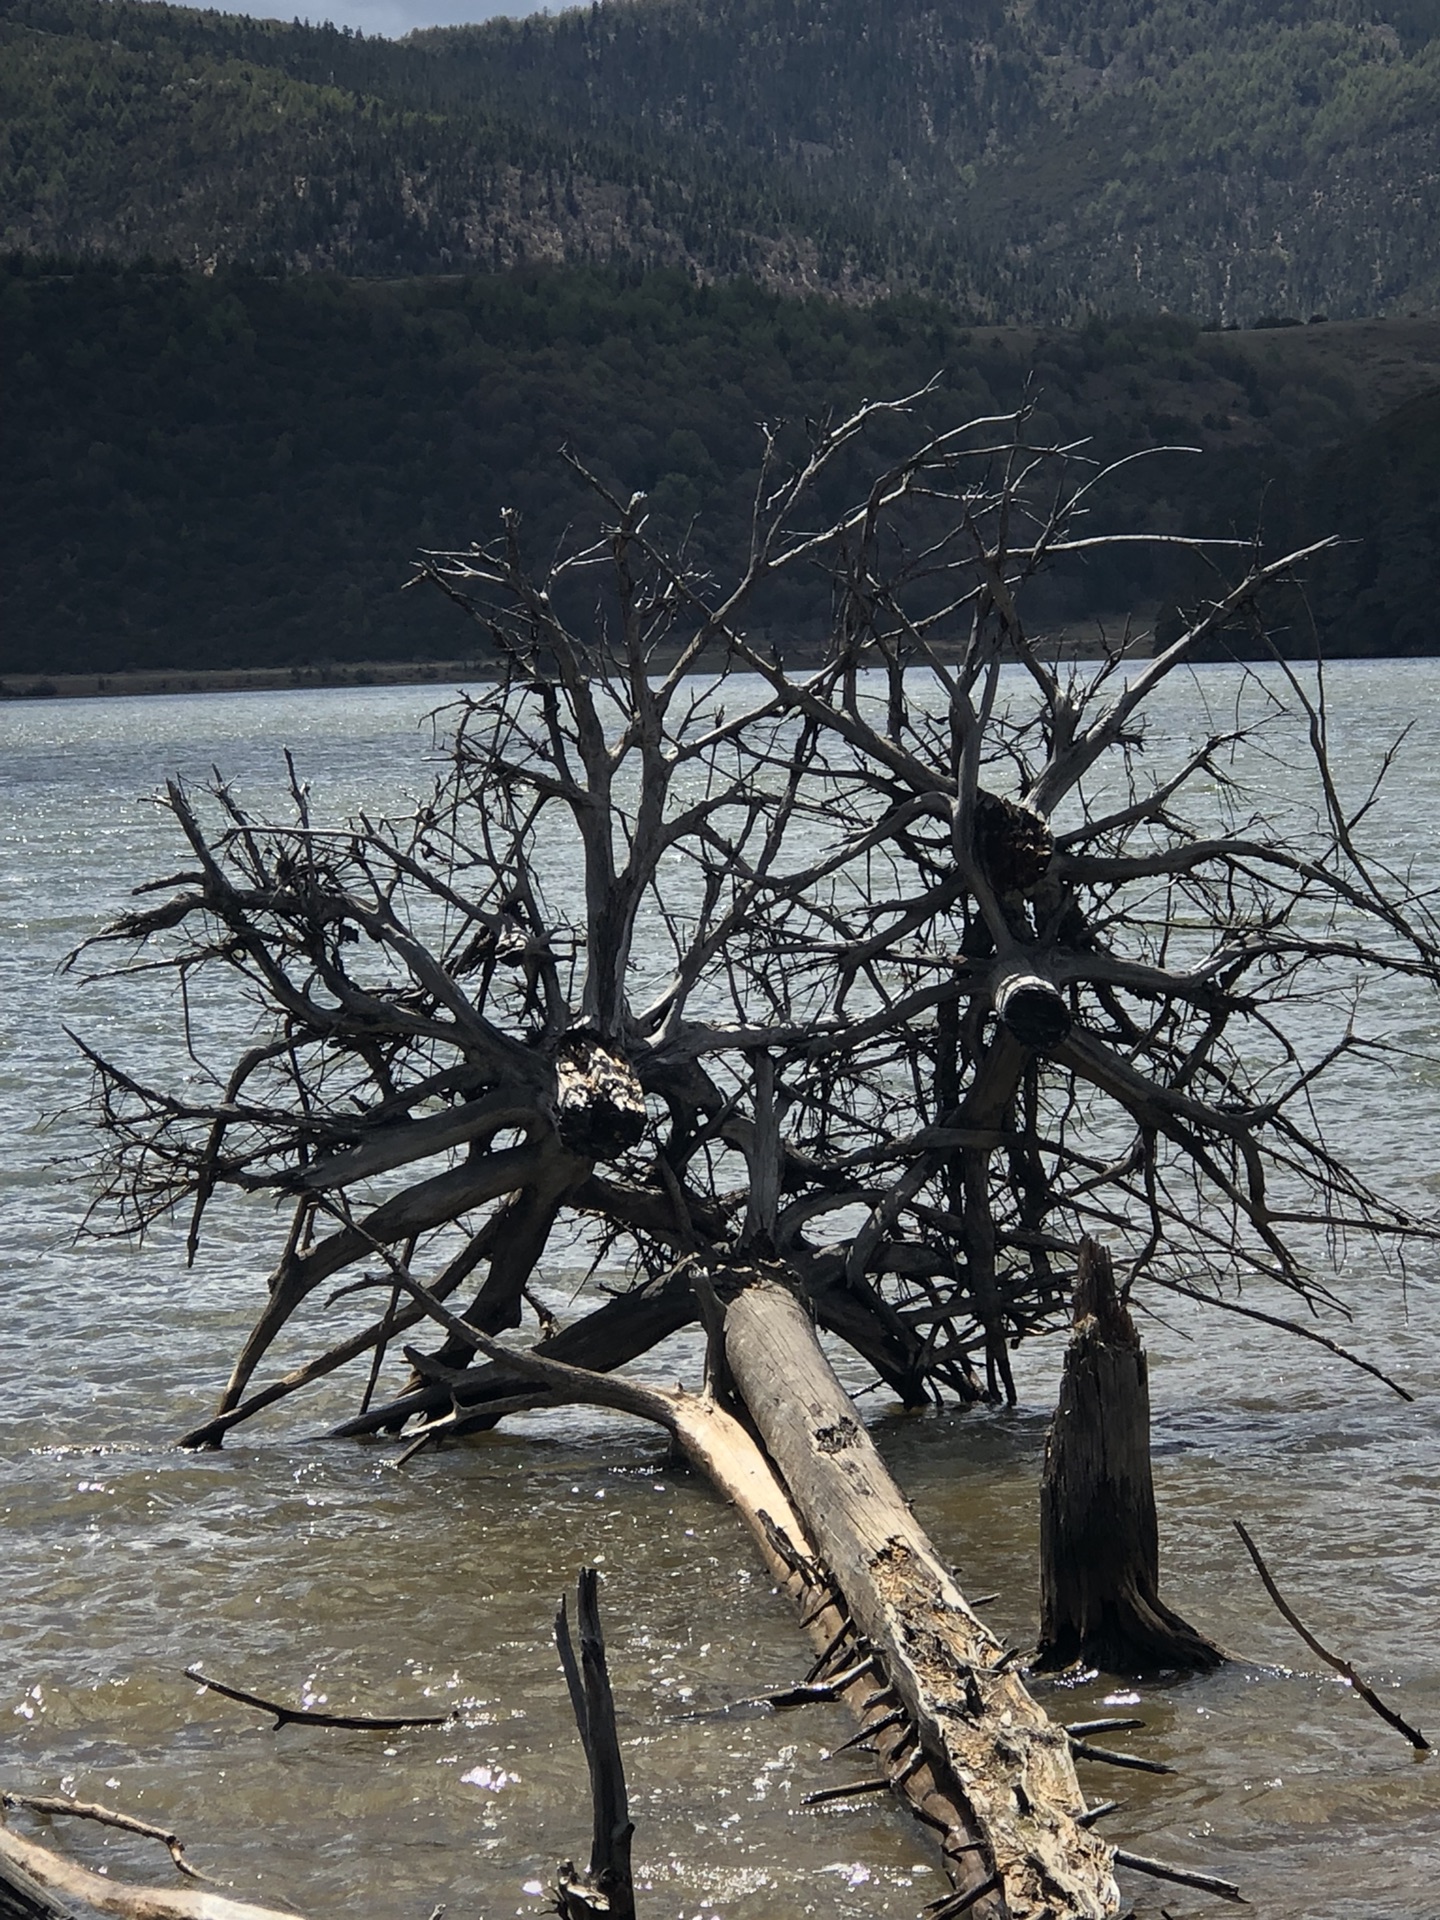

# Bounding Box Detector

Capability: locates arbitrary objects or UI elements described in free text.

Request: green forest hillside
[4,0,1440,321]
[6,256,1438,676]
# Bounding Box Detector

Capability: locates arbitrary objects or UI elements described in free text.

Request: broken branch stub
[552,1037,647,1161]
[554,1569,635,1920]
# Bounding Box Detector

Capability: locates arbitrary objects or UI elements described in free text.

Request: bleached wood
[724,1276,1120,1920]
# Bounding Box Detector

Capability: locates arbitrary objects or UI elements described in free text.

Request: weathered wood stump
[1035,1240,1223,1675]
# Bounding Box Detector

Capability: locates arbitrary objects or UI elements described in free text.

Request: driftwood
[0,1821,305,1920]
[183,1668,450,1733]
[1036,1241,1223,1674]
[1233,1519,1429,1751]
[0,1805,204,1888]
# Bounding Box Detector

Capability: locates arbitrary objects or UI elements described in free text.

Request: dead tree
[66,397,1440,1906]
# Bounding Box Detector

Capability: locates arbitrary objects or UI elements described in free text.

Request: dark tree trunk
[554,1569,635,1920]
[1035,1240,1223,1675]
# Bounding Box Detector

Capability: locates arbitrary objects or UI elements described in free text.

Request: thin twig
[1151,1279,1414,1401]
[1,1792,211,1883]
[1232,1520,1429,1751]
[184,1666,450,1732]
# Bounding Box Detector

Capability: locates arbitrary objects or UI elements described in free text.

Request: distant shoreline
[0,629,1162,704]
[0,660,499,703]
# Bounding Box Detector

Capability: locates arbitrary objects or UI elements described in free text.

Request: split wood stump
[1036,1240,1223,1675]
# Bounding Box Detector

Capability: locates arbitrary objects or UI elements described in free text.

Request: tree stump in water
[1036,1240,1223,1674]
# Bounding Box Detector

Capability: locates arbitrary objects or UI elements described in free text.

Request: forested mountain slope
[4,0,1440,320]
[6,255,1438,675]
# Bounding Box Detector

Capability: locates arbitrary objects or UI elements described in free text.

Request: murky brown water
[3,670,1438,1919]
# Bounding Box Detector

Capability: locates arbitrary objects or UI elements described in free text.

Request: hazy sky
[251,0,548,40]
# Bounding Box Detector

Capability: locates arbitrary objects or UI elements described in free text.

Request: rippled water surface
[3,669,1438,1919]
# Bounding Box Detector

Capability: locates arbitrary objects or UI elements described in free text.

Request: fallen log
[723,1271,1119,1920]
[343,1257,1119,1912]
[0,1821,305,1920]
[1035,1241,1222,1675]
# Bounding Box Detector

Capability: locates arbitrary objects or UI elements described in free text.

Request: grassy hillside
[6,255,1438,677]
[3,0,1440,320]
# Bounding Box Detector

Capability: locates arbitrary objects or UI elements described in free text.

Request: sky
[225,0,548,40]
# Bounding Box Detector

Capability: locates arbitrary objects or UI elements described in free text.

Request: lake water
[2,667,1438,1920]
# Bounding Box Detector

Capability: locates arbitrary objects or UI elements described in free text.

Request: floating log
[1036,1240,1223,1675]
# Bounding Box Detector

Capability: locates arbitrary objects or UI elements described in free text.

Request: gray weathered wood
[554,1571,635,1920]
[0,1825,304,1920]
[1036,1240,1222,1674]
[724,1274,1119,1920]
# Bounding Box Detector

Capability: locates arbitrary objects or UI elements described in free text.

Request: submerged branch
[1232,1522,1430,1752]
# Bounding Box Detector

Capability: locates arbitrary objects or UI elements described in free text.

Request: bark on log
[1035,1241,1223,1675]
[723,1274,1119,1920]
[652,1380,1019,1904]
